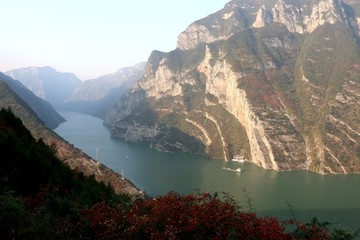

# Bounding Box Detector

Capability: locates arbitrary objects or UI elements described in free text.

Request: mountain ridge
[6,66,81,108]
[62,62,146,118]
[66,62,146,102]
[105,0,360,174]
[0,72,65,129]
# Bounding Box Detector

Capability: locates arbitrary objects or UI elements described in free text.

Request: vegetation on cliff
[0,108,358,239]
[0,108,129,238]
[105,0,360,174]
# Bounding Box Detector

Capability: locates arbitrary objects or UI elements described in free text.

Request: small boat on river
[223,167,243,173]
[231,155,246,163]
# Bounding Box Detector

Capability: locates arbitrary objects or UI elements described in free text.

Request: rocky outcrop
[137,60,182,100]
[177,24,234,51]
[253,5,273,28]
[176,1,248,50]
[105,0,360,174]
[303,0,349,32]
[252,0,355,34]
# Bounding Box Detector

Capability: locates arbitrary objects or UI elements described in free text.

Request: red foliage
[24,189,46,209]
[289,220,331,240]
[124,192,290,240]
[78,192,331,239]
[242,75,283,109]
[81,201,125,239]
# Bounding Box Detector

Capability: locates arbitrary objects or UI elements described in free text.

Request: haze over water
[55,111,360,231]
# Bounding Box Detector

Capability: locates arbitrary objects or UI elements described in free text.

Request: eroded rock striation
[105,0,360,174]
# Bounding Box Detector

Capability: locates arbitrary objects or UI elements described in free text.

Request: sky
[0,0,229,80]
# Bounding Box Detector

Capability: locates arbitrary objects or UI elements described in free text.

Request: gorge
[2,0,360,235]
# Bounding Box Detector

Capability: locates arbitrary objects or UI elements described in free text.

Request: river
[54,111,360,231]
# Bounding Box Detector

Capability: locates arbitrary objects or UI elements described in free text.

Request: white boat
[231,155,246,163]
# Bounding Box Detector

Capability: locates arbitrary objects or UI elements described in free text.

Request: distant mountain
[6,66,81,108]
[105,0,360,174]
[0,72,65,129]
[67,62,146,102]
[62,62,146,118]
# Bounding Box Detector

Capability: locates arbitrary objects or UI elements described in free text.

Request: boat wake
[222,167,244,173]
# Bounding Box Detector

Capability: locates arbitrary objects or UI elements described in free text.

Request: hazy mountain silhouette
[62,62,146,118]
[0,72,65,129]
[6,66,81,108]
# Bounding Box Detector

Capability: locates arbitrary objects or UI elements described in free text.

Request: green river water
[54,111,360,231]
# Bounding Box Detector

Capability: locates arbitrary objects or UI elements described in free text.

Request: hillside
[0,76,142,197]
[0,108,134,238]
[0,73,65,129]
[105,0,360,174]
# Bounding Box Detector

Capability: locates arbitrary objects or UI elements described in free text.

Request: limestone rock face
[271,0,306,33]
[177,25,221,51]
[252,0,356,34]
[137,58,182,100]
[303,0,348,32]
[105,0,360,174]
[176,1,248,50]
[252,5,273,28]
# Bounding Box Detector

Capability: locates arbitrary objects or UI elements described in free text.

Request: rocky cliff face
[0,79,143,197]
[105,0,360,174]
[251,0,356,34]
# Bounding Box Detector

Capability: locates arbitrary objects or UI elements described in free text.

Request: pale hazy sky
[0,0,228,80]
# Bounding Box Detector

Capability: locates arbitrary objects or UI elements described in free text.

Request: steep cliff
[105,0,360,174]
[0,80,142,197]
